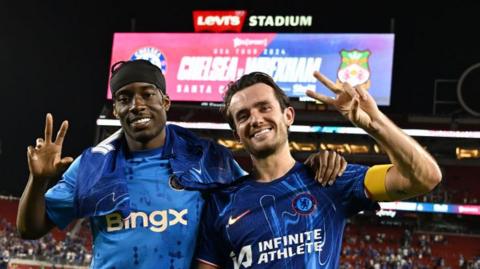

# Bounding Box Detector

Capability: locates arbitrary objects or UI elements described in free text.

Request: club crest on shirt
[336,49,371,90]
[131,47,167,74]
[292,193,316,215]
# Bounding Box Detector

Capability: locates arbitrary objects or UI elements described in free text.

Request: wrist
[29,174,54,190]
[366,112,388,136]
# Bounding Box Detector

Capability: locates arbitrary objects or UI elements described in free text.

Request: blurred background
[0,1,479,268]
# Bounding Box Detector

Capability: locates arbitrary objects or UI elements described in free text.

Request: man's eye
[261,105,271,112]
[237,114,248,122]
[117,96,129,103]
[143,92,156,99]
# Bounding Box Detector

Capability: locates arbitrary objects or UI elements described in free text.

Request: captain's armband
[364,164,394,201]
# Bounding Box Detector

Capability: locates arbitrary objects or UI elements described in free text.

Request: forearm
[17,174,54,239]
[367,113,442,199]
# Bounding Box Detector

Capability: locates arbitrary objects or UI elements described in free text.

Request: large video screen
[108,33,394,105]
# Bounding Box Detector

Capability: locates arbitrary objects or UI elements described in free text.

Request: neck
[251,143,296,182]
[125,130,166,152]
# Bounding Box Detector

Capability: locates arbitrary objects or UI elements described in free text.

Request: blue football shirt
[197,162,378,269]
[46,147,205,269]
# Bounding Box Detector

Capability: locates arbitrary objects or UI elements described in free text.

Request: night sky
[1,1,479,196]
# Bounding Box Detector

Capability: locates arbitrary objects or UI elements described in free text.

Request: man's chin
[126,130,154,143]
[248,145,277,159]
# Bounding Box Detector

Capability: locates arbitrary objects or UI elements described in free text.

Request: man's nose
[129,95,146,112]
[250,110,264,127]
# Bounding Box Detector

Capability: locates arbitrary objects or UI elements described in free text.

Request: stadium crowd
[0,217,90,268]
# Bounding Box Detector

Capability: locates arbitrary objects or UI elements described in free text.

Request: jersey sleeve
[214,142,247,181]
[335,164,380,217]
[44,156,82,229]
[229,156,247,179]
[195,196,229,267]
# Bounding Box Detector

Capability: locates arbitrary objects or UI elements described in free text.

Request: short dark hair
[221,72,290,130]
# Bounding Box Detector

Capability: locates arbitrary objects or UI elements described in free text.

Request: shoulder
[329,164,371,196]
[167,124,224,145]
[46,155,83,194]
[61,155,83,185]
[326,164,370,190]
[167,124,202,142]
[278,162,315,182]
[343,164,370,177]
[294,162,314,176]
[90,129,122,155]
[168,124,235,159]
[216,174,251,193]
[167,124,218,148]
[206,175,251,201]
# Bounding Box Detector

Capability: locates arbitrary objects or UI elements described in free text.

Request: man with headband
[17,60,347,268]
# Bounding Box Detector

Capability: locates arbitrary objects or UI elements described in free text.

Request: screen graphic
[108,33,394,105]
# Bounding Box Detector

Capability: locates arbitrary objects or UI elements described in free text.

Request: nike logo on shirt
[228,210,251,226]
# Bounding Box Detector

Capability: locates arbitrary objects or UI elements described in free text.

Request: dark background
[1,1,479,196]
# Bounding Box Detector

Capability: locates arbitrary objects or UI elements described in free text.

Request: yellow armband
[364,164,394,201]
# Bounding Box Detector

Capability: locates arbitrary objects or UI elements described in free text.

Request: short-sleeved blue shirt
[197,163,378,269]
[46,147,205,268]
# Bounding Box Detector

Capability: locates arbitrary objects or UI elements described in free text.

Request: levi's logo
[193,10,247,32]
[198,15,239,26]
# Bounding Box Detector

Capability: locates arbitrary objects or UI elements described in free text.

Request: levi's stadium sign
[193,10,247,32]
[193,10,312,32]
[248,15,312,27]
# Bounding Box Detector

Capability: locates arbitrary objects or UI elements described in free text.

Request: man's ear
[284,106,295,126]
[162,94,171,112]
[232,130,242,143]
[112,103,119,119]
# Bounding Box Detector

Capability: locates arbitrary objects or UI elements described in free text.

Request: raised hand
[306,71,382,131]
[27,113,73,181]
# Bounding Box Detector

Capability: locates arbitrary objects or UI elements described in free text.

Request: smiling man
[16,59,247,268]
[16,60,346,269]
[196,72,442,269]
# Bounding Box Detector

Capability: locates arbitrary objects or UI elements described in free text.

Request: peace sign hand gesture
[27,113,74,182]
[306,71,383,132]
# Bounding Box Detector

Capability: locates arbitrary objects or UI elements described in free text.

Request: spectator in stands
[0,217,89,266]
[16,60,345,268]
